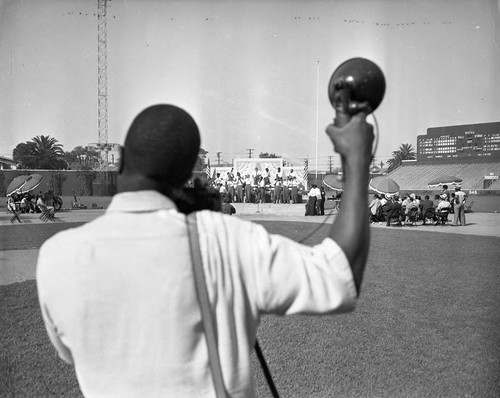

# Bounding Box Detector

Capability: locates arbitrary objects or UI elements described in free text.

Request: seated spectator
[379,194,387,207]
[382,197,392,221]
[404,197,419,224]
[435,194,451,224]
[401,195,410,213]
[385,196,403,226]
[421,195,435,225]
[19,195,28,213]
[7,195,22,223]
[37,194,55,215]
[28,194,37,213]
[221,196,236,216]
[368,194,381,223]
[409,193,420,212]
[7,195,17,212]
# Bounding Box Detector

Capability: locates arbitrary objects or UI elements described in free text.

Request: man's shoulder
[197,209,262,234]
[40,215,105,252]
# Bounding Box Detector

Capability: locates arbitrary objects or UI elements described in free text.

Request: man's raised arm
[326,113,374,295]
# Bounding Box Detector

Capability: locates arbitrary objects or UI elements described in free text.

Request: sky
[1,0,499,172]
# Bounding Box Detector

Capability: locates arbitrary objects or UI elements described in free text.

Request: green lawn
[1,222,499,397]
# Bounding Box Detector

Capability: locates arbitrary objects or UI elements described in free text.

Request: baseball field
[1,210,499,397]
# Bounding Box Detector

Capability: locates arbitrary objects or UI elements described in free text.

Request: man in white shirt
[452,185,467,226]
[314,185,323,215]
[436,194,452,224]
[37,104,373,397]
[306,184,319,215]
[244,173,252,203]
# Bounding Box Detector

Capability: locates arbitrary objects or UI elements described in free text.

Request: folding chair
[10,209,22,224]
[406,208,421,226]
[436,208,450,225]
[464,201,474,213]
[422,208,436,225]
[38,204,57,222]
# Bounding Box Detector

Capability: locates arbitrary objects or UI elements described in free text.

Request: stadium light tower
[97,0,111,179]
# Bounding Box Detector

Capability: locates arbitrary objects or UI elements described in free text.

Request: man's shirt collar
[107,190,177,213]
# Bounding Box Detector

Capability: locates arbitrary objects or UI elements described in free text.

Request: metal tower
[97,0,110,178]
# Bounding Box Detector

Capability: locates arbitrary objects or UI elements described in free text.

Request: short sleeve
[245,230,357,315]
[197,212,357,317]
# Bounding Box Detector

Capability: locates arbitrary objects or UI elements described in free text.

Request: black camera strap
[186,213,279,398]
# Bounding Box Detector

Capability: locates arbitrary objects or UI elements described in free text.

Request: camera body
[174,186,222,214]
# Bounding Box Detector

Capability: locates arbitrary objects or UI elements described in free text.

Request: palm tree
[386,143,416,173]
[13,135,67,169]
[31,135,68,169]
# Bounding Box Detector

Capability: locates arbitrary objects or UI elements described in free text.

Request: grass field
[1,221,500,397]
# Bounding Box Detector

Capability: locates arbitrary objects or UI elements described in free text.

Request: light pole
[315,60,320,183]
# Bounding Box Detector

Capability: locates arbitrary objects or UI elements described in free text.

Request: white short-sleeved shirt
[37,191,356,398]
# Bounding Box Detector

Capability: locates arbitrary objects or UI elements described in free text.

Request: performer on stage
[213,173,224,192]
[282,178,290,204]
[226,169,235,202]
[273,168,283,204]
[289,169,298,203]
[235,172,244,203]
[244,173,253,203]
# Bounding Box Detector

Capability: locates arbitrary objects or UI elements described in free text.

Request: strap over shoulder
[186,213,227,398]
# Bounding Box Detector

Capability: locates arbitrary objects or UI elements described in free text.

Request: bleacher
[387,162,500,191]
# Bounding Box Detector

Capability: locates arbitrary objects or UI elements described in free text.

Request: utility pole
[216,152,222,166]
[304,158,309,188]
[328,156,333,173]
[246,148,254,158]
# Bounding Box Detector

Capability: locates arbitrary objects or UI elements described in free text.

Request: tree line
[10,135,210,172]
[8,135,416,172]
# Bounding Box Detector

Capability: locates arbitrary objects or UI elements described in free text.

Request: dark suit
[386,201,403,226]
[421,199,435,224]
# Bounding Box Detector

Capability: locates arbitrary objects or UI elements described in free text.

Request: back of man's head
[122,104,200,187]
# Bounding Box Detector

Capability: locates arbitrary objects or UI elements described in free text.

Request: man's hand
[325,113,374,295]
[325,112,374,170]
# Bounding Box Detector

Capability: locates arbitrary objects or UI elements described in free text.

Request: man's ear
[118,146,125,174]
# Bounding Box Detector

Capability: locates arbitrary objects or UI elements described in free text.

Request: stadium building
[388,122,500,192]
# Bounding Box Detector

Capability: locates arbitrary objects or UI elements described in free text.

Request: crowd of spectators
[368,185,468,226]
[6,191,56,224]
[7,191,55,215]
